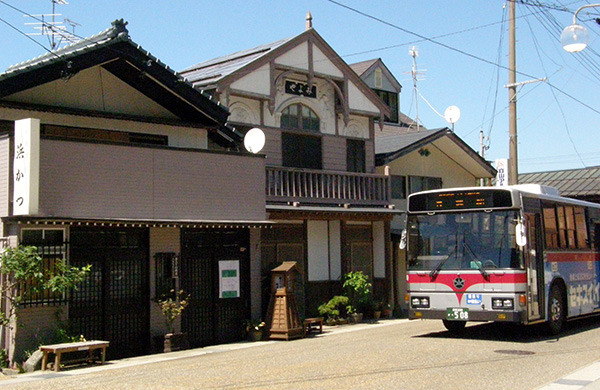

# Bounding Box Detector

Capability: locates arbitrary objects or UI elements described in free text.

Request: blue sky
[1,1,599,173]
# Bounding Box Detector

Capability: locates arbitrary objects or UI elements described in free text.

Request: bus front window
[407,211,523,271]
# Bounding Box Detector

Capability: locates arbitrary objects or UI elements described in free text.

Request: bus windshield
[407,210,523,271]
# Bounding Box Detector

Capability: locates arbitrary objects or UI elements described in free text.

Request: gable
[198,28,388,119]
[4,66,177,118]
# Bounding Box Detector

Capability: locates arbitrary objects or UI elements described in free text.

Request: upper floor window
[281,104,320,132]
[373,89,399,124]
[409,176,442,194]
[347,139,365,173]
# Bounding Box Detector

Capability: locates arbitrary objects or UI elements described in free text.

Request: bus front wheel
[442,320,466,333]
[547,284,566,335]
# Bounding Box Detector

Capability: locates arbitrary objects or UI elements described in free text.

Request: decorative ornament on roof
[306,11,313,30]
[109,19,129,39]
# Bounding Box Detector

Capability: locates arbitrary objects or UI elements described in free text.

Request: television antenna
[25,0,79,50]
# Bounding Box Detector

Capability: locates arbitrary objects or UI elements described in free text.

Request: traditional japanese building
[0,20,268,363]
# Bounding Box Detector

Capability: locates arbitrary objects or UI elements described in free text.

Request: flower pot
[249,330,264,341]
[382,309,392,318]
[350,312,363,324]
[163,332,189,353]
[374,311,381,319]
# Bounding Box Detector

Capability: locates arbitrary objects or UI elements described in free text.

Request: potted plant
[373,301,383,319]
[381,302,393,318]
[318,295,350,325]
[244,319,266,341]
[342,271,372,322]
[156,289,190,352]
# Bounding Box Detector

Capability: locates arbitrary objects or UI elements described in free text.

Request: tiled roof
[519,166,600,196]
[3,20,176,85]
[180,37,294,87]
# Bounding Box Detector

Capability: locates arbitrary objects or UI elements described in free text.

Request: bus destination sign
[408,189,513,212]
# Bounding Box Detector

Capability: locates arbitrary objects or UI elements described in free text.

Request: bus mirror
[516,222,527,247]
[399,229,407,250]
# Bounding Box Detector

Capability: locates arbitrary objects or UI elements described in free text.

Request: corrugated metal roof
[519,166,600,196]
[348,59,379,77]
[375,128,443,156]
[180,37,294,87]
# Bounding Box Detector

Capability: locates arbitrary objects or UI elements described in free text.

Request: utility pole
[508,0,518,185]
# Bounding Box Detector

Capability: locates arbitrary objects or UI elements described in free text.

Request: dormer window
[281,104,320,132]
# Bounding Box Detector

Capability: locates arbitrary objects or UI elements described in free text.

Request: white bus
[404,185,600,334]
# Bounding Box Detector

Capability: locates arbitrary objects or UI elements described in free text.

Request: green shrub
[342,271,373,313]
[318,295,349,322]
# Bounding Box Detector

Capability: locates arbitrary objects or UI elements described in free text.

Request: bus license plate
[446,308,469,321]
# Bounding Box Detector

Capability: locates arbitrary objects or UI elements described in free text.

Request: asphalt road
[4,317,600,389]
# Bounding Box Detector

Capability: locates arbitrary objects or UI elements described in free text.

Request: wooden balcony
[266,166,391,207]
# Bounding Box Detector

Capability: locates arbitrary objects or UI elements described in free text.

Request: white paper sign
[219,260,240,298]
[13,119,40,215]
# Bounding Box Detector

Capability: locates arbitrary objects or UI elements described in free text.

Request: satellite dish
[244,128,265,154]
[444,106,461,124]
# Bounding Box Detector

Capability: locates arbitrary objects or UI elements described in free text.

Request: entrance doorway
[180,229,250,347]
[69,227,150,359]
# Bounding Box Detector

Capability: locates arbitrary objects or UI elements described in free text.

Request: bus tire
[442,320,466,333]
[547,284,566,335]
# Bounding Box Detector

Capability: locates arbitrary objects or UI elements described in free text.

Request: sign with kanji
[495,158,509,187]
[13,118,40,215]
[285,80,317,98]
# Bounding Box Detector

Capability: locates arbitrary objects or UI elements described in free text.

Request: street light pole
[508,0,518,185]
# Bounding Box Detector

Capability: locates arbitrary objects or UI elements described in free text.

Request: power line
[327,0,600,117]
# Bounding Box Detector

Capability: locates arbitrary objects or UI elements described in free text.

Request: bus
[403,184,600,334]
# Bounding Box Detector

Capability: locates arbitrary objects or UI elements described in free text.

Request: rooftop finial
[306,11,313,30]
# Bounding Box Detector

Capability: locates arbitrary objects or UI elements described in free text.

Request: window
[20,228,67,305]
[42,124,168,146]
[543,206,559,249]
[154,252,178,299]
[543,203,589,249]
[409,176,442,195]
[373,89,399,123]
[281,104,320,132]
[391,175,407,199]
[282,132,322,169]
[347,139,365,173]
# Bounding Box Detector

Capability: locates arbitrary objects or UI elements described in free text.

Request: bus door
[524,213,545,321]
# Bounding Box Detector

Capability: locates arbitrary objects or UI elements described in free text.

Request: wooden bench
[303,317,323,336]
[40,340,109,372]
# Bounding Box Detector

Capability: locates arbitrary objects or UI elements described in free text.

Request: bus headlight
[411,296,430,308]
[492,297,514,310]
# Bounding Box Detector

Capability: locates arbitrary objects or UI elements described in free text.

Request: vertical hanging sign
[495,158,509,187]
[219,260,240,298]
[13,118,40,215]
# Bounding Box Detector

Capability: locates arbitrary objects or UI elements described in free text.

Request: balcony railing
[266,166,391,206]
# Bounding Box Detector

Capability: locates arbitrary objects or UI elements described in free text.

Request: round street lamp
[243,127,266,154]
[561,4,600,52]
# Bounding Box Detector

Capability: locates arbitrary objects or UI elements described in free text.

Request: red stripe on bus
[407,272,526,292]
[408,273,526,284]
[546,252,600,263]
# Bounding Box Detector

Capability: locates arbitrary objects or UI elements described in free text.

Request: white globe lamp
[561,24,590,52]
[243,128,266,154]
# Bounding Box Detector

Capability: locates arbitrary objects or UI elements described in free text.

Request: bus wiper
[463,242,489,279]
[429,246,456,279]
[429,257,448,279]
